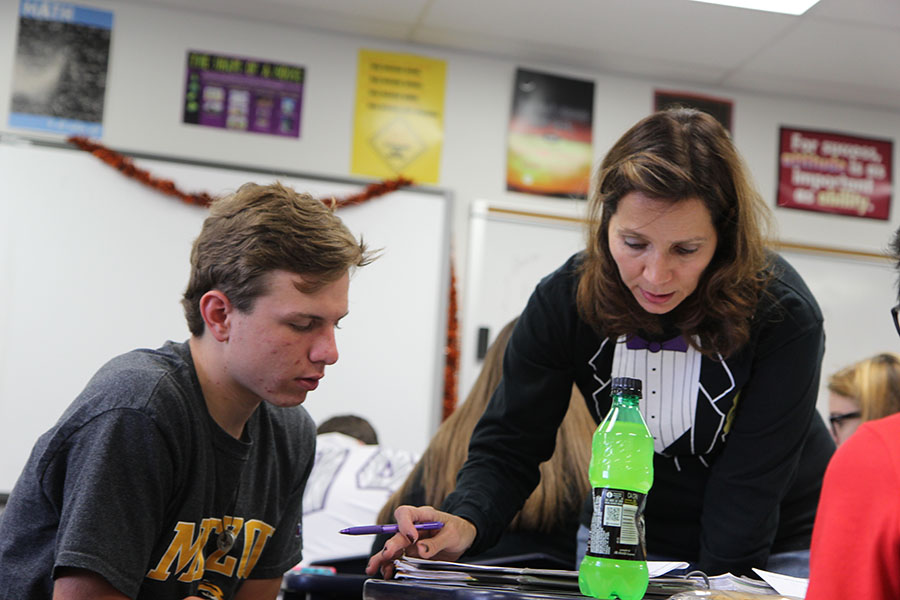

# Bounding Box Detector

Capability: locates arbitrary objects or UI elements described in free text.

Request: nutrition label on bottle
[585,487,647,560]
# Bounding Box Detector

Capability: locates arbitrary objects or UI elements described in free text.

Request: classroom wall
[1,0,899,451]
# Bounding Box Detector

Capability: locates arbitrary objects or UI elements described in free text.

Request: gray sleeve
[51,409,174,598]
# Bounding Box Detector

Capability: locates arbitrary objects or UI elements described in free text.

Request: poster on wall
[507,68,594,199]
[183,51,305,138]
[8,0,113,138]
[777,127,893,221]
[351,49,446,184]
[654,89,733,134]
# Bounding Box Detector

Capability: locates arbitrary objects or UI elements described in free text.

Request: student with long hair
[374,318,595,566]
[825,352,900,446]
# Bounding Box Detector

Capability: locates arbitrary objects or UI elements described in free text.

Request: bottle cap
[611,376,642,396]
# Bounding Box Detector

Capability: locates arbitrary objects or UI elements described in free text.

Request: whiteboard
[777,249,899,408]
[0,140,451,493]
[461,200,899,420]
[460,201,587,396]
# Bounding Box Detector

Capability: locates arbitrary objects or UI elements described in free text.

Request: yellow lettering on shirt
[146,518,216,582]
[237,520,276,578]
[147,516,278,583]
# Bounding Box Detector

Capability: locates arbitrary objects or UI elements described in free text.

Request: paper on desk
[393,556,689,585]
[394,557,700,596]
[393,556,571,580]
[649,561,690,577]
[706,573,776,594]
[752,568,808,599]
[396,556,686,578]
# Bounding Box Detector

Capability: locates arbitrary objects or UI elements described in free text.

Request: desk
[364,579,586,599]
[362,580,790,600]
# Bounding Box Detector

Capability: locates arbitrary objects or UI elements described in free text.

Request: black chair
[282,555,370,600]
[282,570,369,600]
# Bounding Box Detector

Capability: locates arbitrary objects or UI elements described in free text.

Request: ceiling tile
[809,0,900,29]
[421,0,799,69]
[108,0,900,112]
[737,18,900,90]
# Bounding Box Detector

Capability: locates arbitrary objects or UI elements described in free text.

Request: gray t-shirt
[0,340,315,599]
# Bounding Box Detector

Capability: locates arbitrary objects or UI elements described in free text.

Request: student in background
[316,414,379,444]
[301,415,417,568]
[0,182,373,600]
[806,234,900,600]
[374,318,595,568]
[825,352,900,446]
[368,107,833,579]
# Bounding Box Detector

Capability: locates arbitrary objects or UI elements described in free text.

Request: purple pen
[339,521,444,535]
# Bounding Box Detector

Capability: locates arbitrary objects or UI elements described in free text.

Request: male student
[804,227,900,600]
[0,182,373,600]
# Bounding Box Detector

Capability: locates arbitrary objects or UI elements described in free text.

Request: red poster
[777,127,893,220]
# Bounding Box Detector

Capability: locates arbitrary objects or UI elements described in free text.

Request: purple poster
[183,50,304,138]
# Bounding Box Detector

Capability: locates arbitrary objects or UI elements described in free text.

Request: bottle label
[585,487,647,560]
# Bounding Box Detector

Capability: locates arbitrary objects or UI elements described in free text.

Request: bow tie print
[625,334,688,353]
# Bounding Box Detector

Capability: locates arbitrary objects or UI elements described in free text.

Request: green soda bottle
[578,376,654,600]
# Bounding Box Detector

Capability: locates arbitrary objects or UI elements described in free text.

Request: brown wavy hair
[182,182,374,336]
[577,108,772,358]
[828,352,900,422]
[377,318,595,532]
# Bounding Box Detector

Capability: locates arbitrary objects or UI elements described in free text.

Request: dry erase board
[0,141,451,494]
[461,200,898,420]
[459,201,587,396]
[776,248,898,399]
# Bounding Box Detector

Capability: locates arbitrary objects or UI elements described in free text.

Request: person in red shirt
[805,230,900,600]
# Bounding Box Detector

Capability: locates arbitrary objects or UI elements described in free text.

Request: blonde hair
[377,319,595,532]
[828,352,900,421]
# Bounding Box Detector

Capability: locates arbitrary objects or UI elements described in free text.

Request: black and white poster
[9,0,113,137]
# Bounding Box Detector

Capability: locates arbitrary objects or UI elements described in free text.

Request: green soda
[578,376,654,600]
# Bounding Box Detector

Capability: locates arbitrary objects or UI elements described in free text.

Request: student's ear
[198,290,233,342]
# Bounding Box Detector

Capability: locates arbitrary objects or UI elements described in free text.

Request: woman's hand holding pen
[365,505,477,579]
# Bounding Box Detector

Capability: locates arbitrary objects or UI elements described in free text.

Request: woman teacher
[368,108,833,578]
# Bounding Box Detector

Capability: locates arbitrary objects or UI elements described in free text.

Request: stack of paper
[392,557,707,598]
[697,568,808,598]
[393,557,576,588]
[752,568,808,598]
[707,573,777,594]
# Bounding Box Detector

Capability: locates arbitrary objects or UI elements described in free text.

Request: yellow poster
[351,49,446,184]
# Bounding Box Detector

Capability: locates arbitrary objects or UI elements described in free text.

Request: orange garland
[330,176,413,209]
[443,262,459,419]
[68,136,217,207]
[67,135,459,420]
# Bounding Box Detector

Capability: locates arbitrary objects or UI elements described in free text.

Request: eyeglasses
[893,303,900,338]
[829,410,862,439]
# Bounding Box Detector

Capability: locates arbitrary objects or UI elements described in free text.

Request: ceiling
[139,0,900,113]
